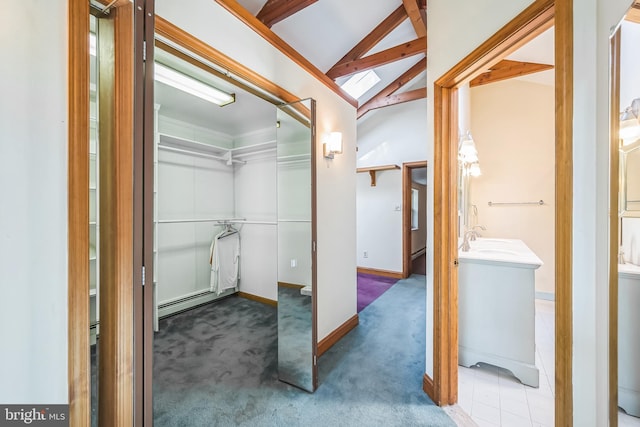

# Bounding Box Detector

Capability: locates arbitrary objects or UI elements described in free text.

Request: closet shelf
[356,164,400,187]
[158,133,276,164]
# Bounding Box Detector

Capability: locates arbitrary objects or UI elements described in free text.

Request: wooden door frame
[402,161,428,278]
[429,1,575,425]
[68,1,137,425]
[609,25,621,427]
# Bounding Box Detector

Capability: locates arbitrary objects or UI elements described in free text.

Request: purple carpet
[357,272,399,312]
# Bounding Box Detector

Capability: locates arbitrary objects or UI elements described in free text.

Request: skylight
[340,70,381,99]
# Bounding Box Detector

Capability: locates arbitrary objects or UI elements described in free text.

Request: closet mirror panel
[276,99,317,392]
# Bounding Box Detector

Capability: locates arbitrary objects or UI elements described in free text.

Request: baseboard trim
[535,291,555,301]
[357,267,403,279]
[238,291,277,307]
[318,314,359,357]
[277,281,305,289]
[423,374,435,400]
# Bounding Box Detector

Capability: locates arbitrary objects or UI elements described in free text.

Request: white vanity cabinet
[458,238,543,387]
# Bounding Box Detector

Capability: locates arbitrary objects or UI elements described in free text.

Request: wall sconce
[620,98,640,145]
[323,132,343,159]
[459,131,479,164]
[468,162,482,177]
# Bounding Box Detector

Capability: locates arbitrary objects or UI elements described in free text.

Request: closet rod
[231,140,276,152]
[157,218,246,224]
[279,219,312,223]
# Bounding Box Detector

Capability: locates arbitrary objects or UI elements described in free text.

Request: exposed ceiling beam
[469,59,554,87]
[326,37,427,80]
[327,6,407,74]
[402,0,426,38]
[256,0,318,28]
[357,57,426,117]
[626,0,640,23]
[357,88,427,119]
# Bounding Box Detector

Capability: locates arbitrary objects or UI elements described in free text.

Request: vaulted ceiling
[230,0,428,119]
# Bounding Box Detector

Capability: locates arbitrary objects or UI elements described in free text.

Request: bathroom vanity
[619,263,640,417]
[458,238,543,387]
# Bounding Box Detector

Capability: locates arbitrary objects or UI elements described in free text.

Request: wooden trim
[555,0,572,424]
[423,373,435,397]
[626,1,640,23]
[357,88,427,119]
[402,161,428,279]
[609,26,621,427]
[278,281,306,289]
[213,0,357,107]
[327,6,407,74]
[435,0,554,88]
[469,59,554,87]
[68,0,90,425]
[256,0,318,28]
[326,37,427,80]
[97,5,135,425]
[356,267,403,279]
[155,16,320,108]
[431,0,559,409]
[402,0,427,38]
[317,314,359,356]
[358,58,426,118]
[238,292,277,307]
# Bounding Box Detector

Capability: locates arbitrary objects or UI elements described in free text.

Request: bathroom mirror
[620,141,640,217]
[276,98,317,392]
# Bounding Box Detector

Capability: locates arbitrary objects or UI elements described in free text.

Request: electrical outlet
[290,259,297,268]
[363,251,368,258]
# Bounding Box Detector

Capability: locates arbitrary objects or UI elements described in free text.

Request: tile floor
[456,299,640,427]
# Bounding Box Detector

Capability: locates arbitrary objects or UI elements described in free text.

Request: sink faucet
[460,225,486,252]
[469,225,486,241]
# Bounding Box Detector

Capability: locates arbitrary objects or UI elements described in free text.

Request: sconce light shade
[459,132,478,164]
[323,132,343,159]
[620,99,640,145]
[155,63,235,107]
[468,162,482,177]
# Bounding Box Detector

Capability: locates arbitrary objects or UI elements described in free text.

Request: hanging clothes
[209,226,240,295]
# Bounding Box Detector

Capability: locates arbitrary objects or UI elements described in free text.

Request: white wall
[0,1,68,403]
[355,100,428,273]
[356,170,403,271]
[156,0,358,341]
[470,79,556,296]
[357,100,428,167]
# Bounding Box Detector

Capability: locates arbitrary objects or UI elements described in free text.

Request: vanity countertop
[458,238,543,269]
[620,262,640,278]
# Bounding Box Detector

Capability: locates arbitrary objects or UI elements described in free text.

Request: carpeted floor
[357,272,399,312]
[152,274,454,427]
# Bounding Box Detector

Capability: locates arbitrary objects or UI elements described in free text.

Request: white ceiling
[151,2,553,138]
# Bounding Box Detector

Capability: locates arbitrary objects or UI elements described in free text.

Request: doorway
[428,2,576,426]
[403,161,428,277]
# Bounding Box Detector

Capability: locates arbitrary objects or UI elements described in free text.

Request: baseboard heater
[157,287,237,320]
[411,247,427,260]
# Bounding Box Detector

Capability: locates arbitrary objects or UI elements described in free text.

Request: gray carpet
[153,275,455,426]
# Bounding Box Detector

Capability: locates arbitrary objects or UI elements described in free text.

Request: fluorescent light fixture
[155,63,235,106]
[323,132,343,159]
[340,70,381,99]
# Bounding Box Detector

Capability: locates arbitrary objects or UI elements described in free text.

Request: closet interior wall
[154,110,278,320]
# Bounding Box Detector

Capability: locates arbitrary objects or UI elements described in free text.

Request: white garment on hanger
[209,230,240,295]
